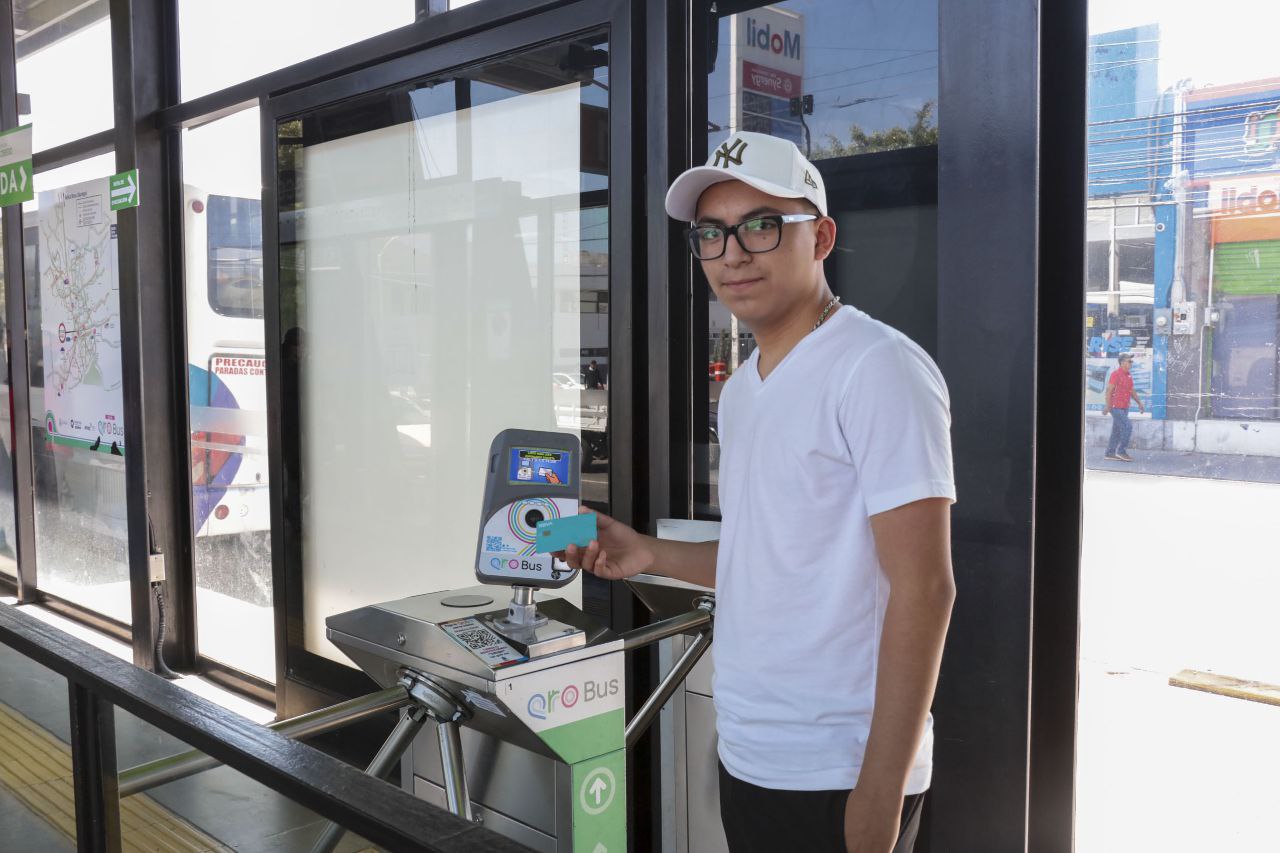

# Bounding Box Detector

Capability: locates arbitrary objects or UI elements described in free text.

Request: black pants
[719,762,924,853]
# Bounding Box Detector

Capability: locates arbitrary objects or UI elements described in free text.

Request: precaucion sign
[109,169,140,211]
[0,124,33,207]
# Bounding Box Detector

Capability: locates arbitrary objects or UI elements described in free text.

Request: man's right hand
[560,510,656,581]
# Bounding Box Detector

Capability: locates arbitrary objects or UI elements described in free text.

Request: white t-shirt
[713,305,955,792]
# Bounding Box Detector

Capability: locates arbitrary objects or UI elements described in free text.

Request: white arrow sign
[579,766,617,816]
[110,174,135,204]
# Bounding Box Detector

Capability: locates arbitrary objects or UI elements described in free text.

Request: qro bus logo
[746,17,801,60]
[526,678,620,720]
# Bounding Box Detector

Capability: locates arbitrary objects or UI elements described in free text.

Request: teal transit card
[535,513,598,554]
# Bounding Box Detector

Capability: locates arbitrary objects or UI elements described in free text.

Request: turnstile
[117,432,720,853]
[323,583,713,853]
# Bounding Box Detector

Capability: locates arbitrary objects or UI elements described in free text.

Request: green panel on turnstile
[538,707,624,765]
[571,748,626,853]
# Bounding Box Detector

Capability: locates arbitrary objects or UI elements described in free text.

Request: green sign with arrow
[109,168,140,211]
[0,124,33,207]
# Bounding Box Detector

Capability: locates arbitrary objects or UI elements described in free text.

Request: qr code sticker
[455,628,495,650]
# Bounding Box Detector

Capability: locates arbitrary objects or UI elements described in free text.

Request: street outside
[1076,447,1280,850]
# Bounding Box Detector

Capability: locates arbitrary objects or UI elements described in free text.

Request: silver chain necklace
[812,295,841,331]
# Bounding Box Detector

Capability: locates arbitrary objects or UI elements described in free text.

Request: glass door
[265,1,632,711]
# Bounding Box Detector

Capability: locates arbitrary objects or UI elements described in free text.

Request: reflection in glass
[279,34,611,662]
[13,1,113,151]
[0,215,15,577]
[698,0,939,516]
[705,0,938,161]
[183,108,274,682]
[25,156,130,622]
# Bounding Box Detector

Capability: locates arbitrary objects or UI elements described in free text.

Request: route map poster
[38,176,126,455]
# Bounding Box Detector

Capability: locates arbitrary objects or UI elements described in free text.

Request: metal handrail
[0,604,530,852]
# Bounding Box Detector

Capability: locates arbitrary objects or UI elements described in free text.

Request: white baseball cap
[665,131,827,221]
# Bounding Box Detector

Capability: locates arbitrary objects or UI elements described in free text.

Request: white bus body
[185,186,270,538]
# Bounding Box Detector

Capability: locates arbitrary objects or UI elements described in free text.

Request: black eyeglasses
[684,213,818,260]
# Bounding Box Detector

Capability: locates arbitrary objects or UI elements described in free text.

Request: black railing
[0,604,531,853]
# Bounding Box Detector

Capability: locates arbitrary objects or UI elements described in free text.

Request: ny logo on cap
[713,138,748,169]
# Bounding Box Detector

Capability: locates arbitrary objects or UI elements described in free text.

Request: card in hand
[535,513,598,554]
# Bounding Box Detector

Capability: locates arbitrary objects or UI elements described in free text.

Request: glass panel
[13,0,113,152]
[0,633,75,849]
[25,154,130,622]
[178,1,415,101]
[697,0,939,515]
[1078,6,1280,850]
[706,1,938,160]
[182,108,274,683]
[279,33,611,661]
[0,214,15,578]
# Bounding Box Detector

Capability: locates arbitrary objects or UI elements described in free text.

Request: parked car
[553,372,586,390]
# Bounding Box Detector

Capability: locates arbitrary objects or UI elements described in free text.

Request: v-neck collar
[746,306,849,389]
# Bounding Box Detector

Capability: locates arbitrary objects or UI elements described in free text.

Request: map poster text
[0,124,33,207]
[38,176,126,455]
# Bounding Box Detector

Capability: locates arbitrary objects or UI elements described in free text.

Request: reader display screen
[508,447,571,487]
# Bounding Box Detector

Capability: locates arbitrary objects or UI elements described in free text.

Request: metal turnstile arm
[624,627,712,748]
[309,704,433,853]
[117,684,413,798]
[618,596,715,748]
[437,717,474,820]
[309,670,474,853]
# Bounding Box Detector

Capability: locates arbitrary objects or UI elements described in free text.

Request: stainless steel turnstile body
[327,587,628,853]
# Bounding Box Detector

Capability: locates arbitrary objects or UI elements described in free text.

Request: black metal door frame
[260,0,640,716]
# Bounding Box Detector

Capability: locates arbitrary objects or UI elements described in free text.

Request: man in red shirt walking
[1103,352,1144,461]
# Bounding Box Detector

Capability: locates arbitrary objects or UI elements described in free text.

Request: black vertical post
[645,0,689,533]
[933,0,1050,851]
[644,1,690,848]
[68,682,122,853]
[0,0,39,602]
[1030,0,1086,847]
[110,0,192,671]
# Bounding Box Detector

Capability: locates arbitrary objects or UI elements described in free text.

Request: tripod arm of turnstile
[618,596,714,749]
[117,685,413,798]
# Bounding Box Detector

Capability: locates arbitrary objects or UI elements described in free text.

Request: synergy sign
[729,7,805,145]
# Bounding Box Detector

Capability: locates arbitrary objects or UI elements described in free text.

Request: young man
[563,132,955,853]
[1103,352,1144,462]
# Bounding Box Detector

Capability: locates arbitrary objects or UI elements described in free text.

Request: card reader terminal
[475,429,580,589]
